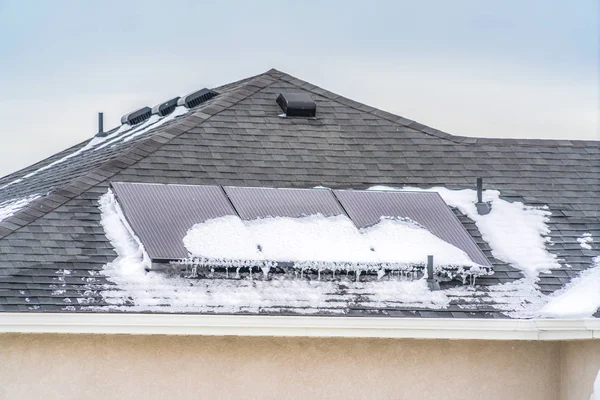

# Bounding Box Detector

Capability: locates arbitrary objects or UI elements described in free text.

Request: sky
[0,0,598,178]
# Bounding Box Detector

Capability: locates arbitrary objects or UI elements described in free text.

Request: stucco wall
[561,340,600,400]
[0,334,567,400]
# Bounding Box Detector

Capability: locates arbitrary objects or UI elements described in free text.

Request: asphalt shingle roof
[0,68,598,317]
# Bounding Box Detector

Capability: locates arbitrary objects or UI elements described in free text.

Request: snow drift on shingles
[539,256,600,318]
[0,193,41,223]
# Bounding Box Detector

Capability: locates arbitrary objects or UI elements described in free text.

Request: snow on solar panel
[110,183,490,269]
[111,182,237,260]
[333,189,491,266]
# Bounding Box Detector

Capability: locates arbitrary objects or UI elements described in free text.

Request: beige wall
[0,334,574,400]
[561,340,600,400]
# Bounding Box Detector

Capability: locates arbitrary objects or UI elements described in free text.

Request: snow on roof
[97,106,189,149]
[97,190,451,312]
[365,186,597,319]
[0,193,41,223]
[577,233,594,250]
[183,213,481,270]
[539,256,600,318]
[369,186,559,277]
[0,106,190,191]
[96,185,597,318]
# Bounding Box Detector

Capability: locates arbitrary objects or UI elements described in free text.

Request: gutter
[0,314,599,340]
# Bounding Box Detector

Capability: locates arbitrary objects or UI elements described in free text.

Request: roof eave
[0,313,598,341]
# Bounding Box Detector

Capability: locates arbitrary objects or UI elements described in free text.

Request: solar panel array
[334,190,491,266]
[111,182,237,260]
[224,186,345,220]
[111,182,490,266]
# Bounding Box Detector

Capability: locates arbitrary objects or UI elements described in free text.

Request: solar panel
[111,182,237,260]
[223,186,345,220]
[333,189,491,266]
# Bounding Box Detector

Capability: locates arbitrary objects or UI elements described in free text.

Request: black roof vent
[121,106,152,126]
[276,93,316,117]
[177,88,218,109]
[152,97,180,117]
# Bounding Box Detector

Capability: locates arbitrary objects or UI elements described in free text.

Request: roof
[0,68,598,318]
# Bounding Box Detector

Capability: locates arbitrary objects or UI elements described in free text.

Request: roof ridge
[264,69,468,144]
[268,69,600,146]
[0,70,280,240]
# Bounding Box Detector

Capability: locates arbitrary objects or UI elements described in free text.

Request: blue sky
[0,0,598,177]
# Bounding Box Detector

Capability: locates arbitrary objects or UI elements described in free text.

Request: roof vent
[152,97,180,117]
[121,107,152,126]
[475,178,491,215]
[276,93,316,117]
[177,88,218,109]
[96,112,109,137]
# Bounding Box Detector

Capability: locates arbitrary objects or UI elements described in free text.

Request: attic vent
[121,107,152,126]
[276,93,316,117]
[152,97,180,117]
[177,88,219,109]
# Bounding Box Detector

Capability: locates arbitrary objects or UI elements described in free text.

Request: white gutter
[0,313,599,340]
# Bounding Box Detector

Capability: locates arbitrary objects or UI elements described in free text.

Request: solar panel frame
[111,182,237,260]
[223,186,346,220]
[333,189,491,266]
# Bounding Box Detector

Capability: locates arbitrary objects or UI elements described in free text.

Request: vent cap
[177,88,219,109]
[152,97,180,117]
[121,107,152,126]
[276,93,316,117]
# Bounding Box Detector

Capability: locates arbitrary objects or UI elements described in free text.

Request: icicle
[225,266,229,279]
[249,266,253,281]
[355,270,361,282]
[318,269,321,281]
[261,265,270,280]
[236,267,240,279]
[377,269,385,280]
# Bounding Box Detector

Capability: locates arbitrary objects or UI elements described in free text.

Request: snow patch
[183,214,481,270]
[540,256,600,318]
[123,106,188,143]
[369,186,559,277]
[99,190,151,277]
[486,277,546,318]
[0,193,41,222]
[578,233,594,250]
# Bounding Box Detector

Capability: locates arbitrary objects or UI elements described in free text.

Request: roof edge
[1,313,598,340]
